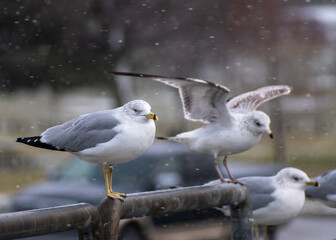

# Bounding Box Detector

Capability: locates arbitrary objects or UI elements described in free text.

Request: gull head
[246,111,272,138]
[123,100,158,122]
[276,167,319,190]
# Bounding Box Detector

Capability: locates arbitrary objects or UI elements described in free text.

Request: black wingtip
[17,136,40,143]
[16,136,65,151]
[109,71,147,78]
[109,71,190,82]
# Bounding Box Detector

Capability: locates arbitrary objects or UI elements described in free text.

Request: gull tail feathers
[156,136,170,140]
[156,136,182,141]
[156,136,189,145]
[16,136,65,151]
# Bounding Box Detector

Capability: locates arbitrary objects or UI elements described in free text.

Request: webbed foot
[106,191,127,201]
[221,178,245,186]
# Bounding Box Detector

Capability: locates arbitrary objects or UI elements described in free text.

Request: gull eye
[293,176,300,181]
[255,121,261,127]
[132,108,139,113]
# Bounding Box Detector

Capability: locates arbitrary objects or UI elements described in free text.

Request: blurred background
[1,0,336,239]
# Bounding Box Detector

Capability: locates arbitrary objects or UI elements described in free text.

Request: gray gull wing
[111,71,232,124]
[227,85,291,113]
[239,176,276,211]
[306,170,336,202]
[41,111,121,152]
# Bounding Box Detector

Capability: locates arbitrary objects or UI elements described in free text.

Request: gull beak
[266,129,273,139]
[146,112,158,121]
[306,180,319,187]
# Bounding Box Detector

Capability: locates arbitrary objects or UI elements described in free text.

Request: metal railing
[0,203,103,240]
[0,183,252,240]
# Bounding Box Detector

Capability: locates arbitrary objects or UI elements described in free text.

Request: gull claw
[221,178,245,186]
[106,191,127,201]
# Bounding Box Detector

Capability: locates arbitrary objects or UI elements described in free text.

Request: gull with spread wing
[111,72,291,184]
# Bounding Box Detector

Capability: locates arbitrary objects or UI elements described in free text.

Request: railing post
[98,198,124,240]
[230,193,253,240]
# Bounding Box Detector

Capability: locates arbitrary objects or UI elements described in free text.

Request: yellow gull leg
[254,224,259,239]
[103,165,126,201]
[108,166,113,192]
[262,225,267,240]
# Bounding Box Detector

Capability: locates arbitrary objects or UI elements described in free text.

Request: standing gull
[111,71,291,183]
[17,99,158,200]
[239,168,318,226]
[305,169,336,208]
[207,167,319,239]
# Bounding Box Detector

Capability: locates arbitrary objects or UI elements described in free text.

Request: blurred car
[9,141,281,240]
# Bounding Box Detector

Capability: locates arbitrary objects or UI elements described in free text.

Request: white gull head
[276,167,316,190]
[123,100,157,122]
[244,111,272,137]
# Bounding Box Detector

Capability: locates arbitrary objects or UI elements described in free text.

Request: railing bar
[0,203,103,240]
[122,184,248,218]
[0,184,252,240]
[98,183,252,240]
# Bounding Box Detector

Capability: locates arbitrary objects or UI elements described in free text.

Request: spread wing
[227,85,291,113]
[111,72,233,124]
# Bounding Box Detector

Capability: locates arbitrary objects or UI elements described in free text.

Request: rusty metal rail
[98,183,253,240]
[0,203,103,240]
[0,183,252,240]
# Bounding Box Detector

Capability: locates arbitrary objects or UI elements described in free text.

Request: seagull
[110,71,291,184]
[207,167,319,239]
[305,169,336,208]
[17,99,158,200]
